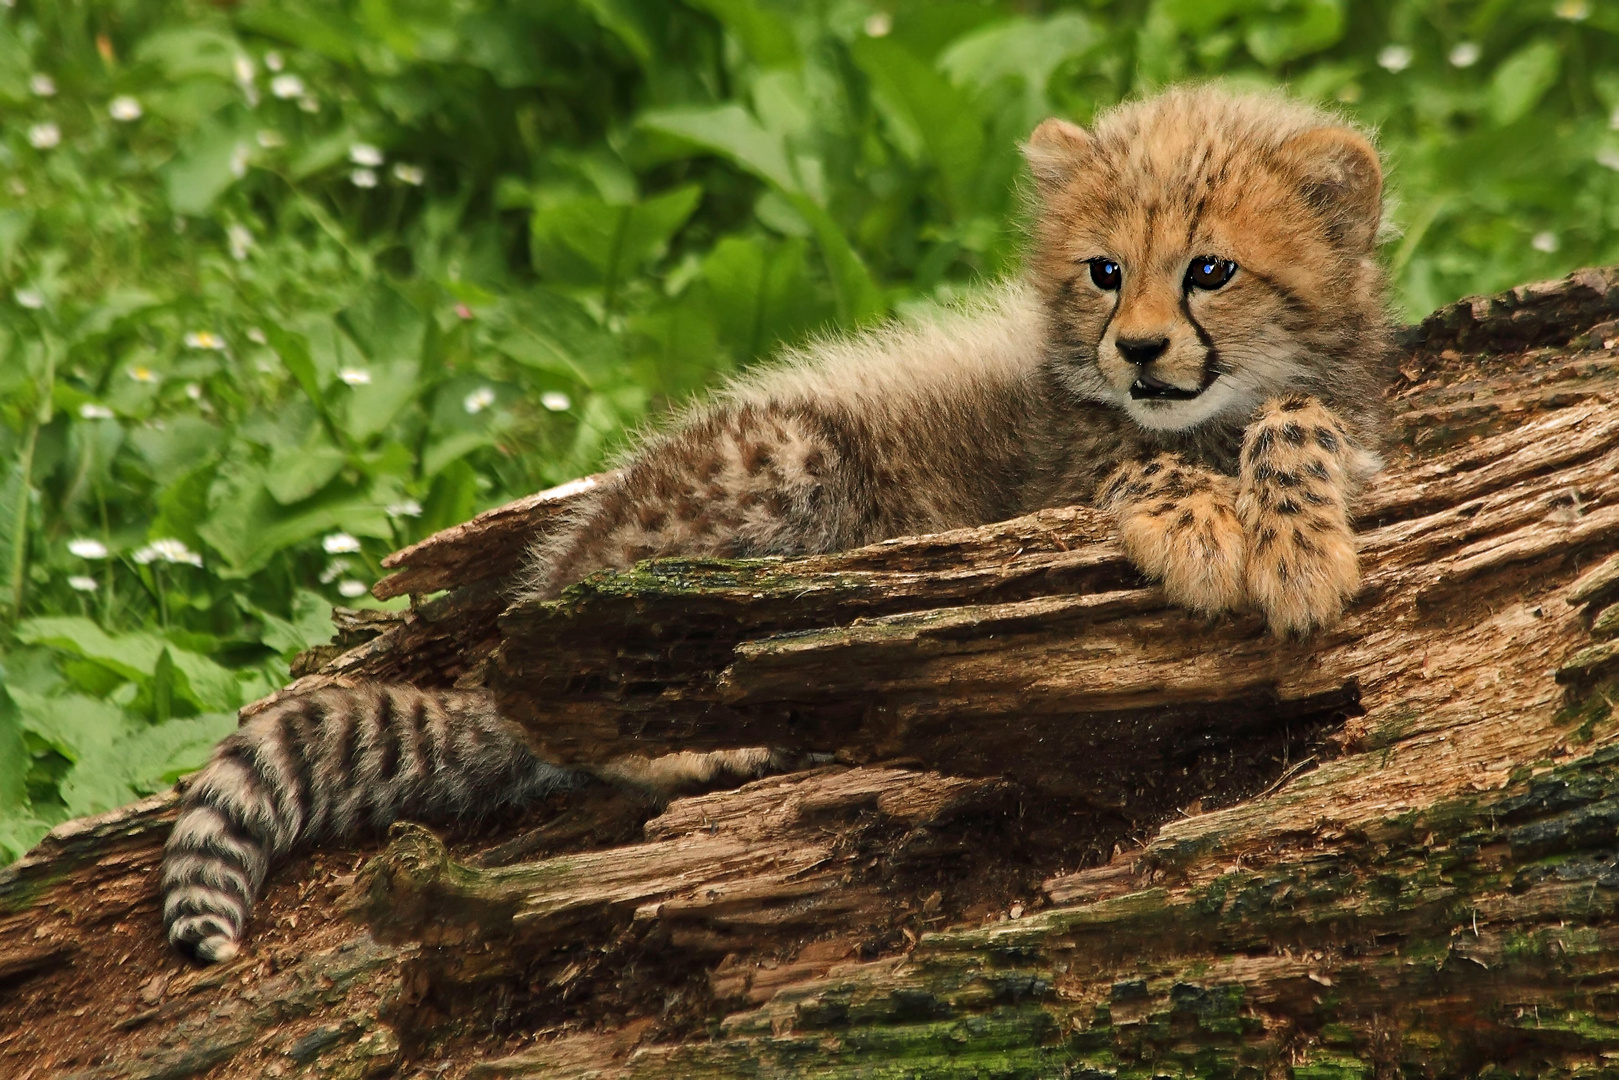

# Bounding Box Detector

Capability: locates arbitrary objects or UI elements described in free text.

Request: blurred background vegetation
[1,0,1617,859]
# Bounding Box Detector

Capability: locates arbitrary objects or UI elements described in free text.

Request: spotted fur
[164,86,1393,963]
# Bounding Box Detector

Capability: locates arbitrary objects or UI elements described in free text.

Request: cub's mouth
[1129,373,1204,401]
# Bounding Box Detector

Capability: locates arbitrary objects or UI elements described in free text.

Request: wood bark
[7,268,1619,1078]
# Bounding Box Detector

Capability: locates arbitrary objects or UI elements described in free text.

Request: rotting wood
[5,267,1619,1078]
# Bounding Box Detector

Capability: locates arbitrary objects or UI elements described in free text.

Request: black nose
[1117,337,1169,365]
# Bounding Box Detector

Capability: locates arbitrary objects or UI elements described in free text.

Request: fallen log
[5,268,1619,1077]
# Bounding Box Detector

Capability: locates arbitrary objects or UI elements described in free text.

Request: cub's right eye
[1088,259,1122,291]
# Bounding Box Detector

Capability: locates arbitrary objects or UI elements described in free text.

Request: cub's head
[1023,87,1388,436]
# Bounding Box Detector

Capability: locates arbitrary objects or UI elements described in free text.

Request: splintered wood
[7,267,1619,1078]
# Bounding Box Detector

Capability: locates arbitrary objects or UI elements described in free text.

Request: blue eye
[1089,259,1122,290]
[1186,257,1236,290]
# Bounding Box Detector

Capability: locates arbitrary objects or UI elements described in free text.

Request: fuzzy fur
[162,86,1393,963]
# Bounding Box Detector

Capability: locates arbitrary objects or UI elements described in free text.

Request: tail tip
[168,916,242,965]
[195,935,241,964]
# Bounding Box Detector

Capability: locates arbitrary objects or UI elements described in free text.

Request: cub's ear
[1280,125,1383,253]
[1022,117,1091,196]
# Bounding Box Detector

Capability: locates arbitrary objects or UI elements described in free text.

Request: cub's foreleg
[1100,454,1247,618]
[1237,396,1363,636]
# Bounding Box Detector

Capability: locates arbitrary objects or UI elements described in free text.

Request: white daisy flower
[79,403,115,420]
[541,391,571,412]
[186,383,204,401]
[29,74,56,97]
[391,163,424,186]
[385,499,423,519]
[298,94,320,114]
[68,538,109,559]
[337,579,369,598]
[265,51,285,72]
[1377,45,1413,73]
[247,327,268,344]
[184,331,227,350]
[319,558,350,584]
[1555,0,1590,20]
[14,288,45,309]
[229,141,250,178]
[349,143,383,167]
[350,168,378,189]
[1448,42,1480,68]
[1598,148,1619,171]
[128,365,157,383]
[863,12,891,37]
[68,575,99,593]
[28,122,60,149]
[338,368,372,386]
[228,223,254,261]
[134,538,203,566]
[109,95,142,121]
[463,386,496,414]
[1532,231,1560,253]
[270,74,304,100]
[322,532,362,554]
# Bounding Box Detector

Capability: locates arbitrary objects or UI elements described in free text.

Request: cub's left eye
[1186,257,1237,291]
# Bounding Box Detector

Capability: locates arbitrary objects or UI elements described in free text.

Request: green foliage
[0,0,1616,861]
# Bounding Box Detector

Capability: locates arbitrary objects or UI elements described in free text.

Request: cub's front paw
[1104,456,1246,617]
[1243,516,1358,636]
[1237,397,1362,636]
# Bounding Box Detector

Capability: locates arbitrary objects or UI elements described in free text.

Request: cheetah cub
[161,87,1391,963]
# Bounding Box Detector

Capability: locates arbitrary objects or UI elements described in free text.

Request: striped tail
[161,685,573,963]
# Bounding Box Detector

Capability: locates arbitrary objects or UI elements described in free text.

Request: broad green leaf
[11,691,234,816]
[531,184,702,290]
[703,235,821,360]
[151,648,175,723]
[10,690,125,767]
[198,481,391,576]
[854,38,985,221]
[686,0,799,68]
[265,433,347,505]
[0,457,33,621]
[248,589,334,659]
[15,618,242,712]
[164,123,250,216]
[497,330,593,384]
[133,27,242,81]
[0,209,33,275]
[289,128,362,181]
[1153,0,1252,36]
[577,0,657,67]
[0,818,48,864]
[641,107,882,323]
[938,13,1099,113]
[0,686,28,813]
[114,712,238,790]
[1489,39,1561,127]
[421,459,479,535]
[641,105,798,193]
[343,360,421,443]
[337,283,427,366]
[128,416,226,478]
[0,23,29,103]
[261,324,332,426]
[236,4,358,63]
[423,430,497,478]
[1244,0,1345,67]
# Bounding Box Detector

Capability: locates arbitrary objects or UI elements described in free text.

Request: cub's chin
[1119,377,1243,433]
